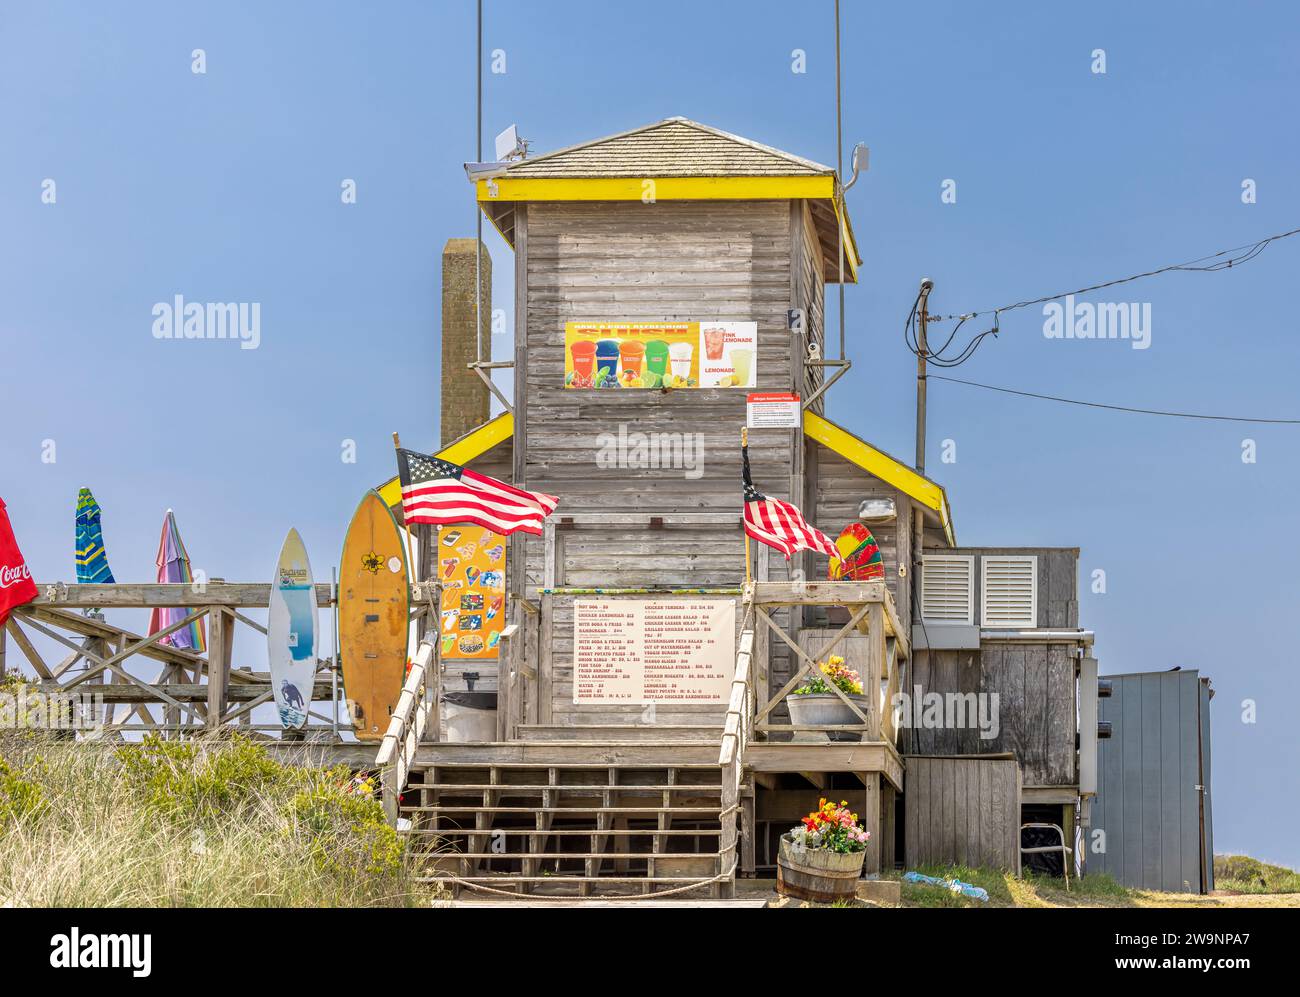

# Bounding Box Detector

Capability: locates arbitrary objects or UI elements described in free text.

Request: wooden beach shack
[4,117,1106,900]
[370,117,1100,896]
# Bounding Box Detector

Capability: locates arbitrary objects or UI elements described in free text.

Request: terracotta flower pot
[787,692,870,741]
[776,833,866,903]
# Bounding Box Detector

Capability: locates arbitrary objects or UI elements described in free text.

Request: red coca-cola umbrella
[0,497,38,627]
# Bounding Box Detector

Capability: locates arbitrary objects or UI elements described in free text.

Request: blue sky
[3,2,1298,866]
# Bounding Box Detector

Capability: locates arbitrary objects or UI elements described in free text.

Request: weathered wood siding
[515,200,807,724]
[906,642,1077,787]
[519,199,800,512]
[904,756,1021,871]
[792,202,825,412]
[812,447,914,628]
[943,546,1079,628]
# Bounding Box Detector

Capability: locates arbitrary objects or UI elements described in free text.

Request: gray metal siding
[1091,670,1212,893]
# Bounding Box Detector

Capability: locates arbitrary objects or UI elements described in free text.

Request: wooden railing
[717,605,756,896]
[377,637,436,824]
[746,581,908,743]
[8,582,339,736]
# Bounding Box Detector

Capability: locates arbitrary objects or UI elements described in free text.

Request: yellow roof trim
[476,174,860,283]
[376,413,515,507]
[477,174,835,203]
[803,410,955,547]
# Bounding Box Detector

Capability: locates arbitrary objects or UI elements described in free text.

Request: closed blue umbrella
[75,487,115,584]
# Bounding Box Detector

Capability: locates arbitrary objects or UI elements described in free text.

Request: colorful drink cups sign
[564,321,757,389]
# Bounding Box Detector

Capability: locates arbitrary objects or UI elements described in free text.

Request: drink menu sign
[437,524,507,660]
[573,598,736,704]
[564,321,757,390]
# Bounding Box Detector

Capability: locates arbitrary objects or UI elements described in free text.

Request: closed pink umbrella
[147,509,206,652]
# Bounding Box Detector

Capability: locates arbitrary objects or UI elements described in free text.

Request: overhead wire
[930,374,1300,425]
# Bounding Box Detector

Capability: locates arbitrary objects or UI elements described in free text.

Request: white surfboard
[268,528,319,729]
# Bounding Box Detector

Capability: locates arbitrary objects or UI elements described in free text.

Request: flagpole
[742,428,752,587]
[391,432,423,611]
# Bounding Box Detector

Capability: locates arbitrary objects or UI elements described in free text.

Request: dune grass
[1215,854,1300,894]
[0,729,430,907]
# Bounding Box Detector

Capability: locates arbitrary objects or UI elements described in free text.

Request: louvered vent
[981,556,1038,628]
[920,556,974,624]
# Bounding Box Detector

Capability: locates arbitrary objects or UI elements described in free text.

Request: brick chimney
[441,238,492,446]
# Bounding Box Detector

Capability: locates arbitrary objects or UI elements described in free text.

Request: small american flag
[742,443,837,560]
[396,448,558,537]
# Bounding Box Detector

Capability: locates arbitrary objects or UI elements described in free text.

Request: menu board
[437,524,506,660]
[572,598,735,704]
[564,321,757,389]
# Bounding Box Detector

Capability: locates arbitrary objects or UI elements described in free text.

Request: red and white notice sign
[746,392,801,429]
[573,598,735,704]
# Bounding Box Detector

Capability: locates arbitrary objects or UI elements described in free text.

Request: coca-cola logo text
[0,563,32,588]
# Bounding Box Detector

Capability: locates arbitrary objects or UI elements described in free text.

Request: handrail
[717,605,755,898]
[719,615,755,767]
[378,637,436,824]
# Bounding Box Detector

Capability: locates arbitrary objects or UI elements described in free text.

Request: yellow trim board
[476,173,860,283]
[376,413,515,507]
[803,410,955,547]
[477,175,835,203]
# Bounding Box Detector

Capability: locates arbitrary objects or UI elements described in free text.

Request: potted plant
[787,654,869,741]
[777,798,871,902]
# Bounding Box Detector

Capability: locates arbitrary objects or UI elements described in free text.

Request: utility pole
[915,278,934,475]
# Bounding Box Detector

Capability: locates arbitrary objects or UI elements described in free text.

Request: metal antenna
[835,0,845,361]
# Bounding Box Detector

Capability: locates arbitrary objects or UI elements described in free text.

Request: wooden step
[411,852,714,861]
[518,724,723,743]
[412,742,722,766]
[401,827,722,837]
[405,783,722,793]
[415,874,719,885]
[402,805,722,816]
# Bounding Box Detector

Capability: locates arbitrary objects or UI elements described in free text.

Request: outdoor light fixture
[858,497,897,523]
[842,142,869,190]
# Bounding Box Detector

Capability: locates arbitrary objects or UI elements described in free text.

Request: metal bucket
[776,833,866,903]
[786,692,870,741]
[442,691,497,742]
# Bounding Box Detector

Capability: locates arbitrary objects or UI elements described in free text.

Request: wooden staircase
[402,754,741,898]
[378,641,747,899]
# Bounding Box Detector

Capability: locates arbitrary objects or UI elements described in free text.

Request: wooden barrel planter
[776,833,866,903]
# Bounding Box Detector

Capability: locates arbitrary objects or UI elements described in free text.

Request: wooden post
[206,607,230,729]
[0,623,6,680]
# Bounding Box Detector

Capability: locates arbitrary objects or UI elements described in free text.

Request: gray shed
[1089,670,1214,893]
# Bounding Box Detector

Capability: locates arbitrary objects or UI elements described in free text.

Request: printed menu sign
[564,321,757,390]
[746,391,801,429]
[573,598,736,704]
[437,524,506,660]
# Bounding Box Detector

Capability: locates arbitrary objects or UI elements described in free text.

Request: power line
[931,374,1300,425]
[927,225,1300,324]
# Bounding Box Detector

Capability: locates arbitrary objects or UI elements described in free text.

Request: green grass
[896,864,1016,907]
[0,730,433,907]
[893,866,1135,907]
[1215,854,1300,894]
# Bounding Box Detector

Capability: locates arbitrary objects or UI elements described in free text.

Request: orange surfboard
[338,490,410,741]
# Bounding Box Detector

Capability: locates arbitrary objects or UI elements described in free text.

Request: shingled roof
[502,117,834,178]
[473,117,861,283]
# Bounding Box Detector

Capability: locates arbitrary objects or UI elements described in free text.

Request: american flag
[396,448,559,536]
[742,444,837,560]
